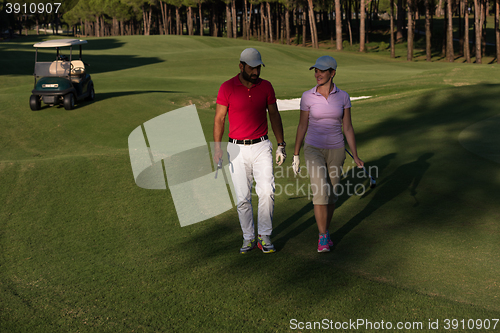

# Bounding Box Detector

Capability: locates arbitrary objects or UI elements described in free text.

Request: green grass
[1,35,500,332]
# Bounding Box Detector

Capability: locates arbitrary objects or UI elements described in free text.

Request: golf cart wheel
[86,83,95,101]
[63,93,75,110]
[30,95,41,111]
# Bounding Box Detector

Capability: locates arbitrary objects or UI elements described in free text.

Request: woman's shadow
[330,152,434,249]
[273,152,401,249]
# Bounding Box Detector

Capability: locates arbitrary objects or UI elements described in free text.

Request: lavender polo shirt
[300,84,351,149]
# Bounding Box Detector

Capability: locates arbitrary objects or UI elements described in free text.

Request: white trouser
[227,140,274,240]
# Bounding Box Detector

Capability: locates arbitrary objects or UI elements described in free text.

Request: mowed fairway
[1,35,500,332]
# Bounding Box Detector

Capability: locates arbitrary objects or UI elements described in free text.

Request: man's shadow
[330,152,434,249]
[273,152,398,249]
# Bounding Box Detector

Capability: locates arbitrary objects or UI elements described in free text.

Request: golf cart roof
[33,39,88,48]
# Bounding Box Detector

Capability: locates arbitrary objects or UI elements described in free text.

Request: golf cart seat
[69,60,86,83]
[70,60,85,75]
[48,60,71,76]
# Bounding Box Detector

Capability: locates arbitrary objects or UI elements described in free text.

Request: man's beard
[242,70,258,84]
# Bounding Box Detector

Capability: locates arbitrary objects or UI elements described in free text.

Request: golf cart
[30,39,95,111]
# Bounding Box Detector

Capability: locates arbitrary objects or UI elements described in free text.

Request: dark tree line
[397,0,500,63]
[1,0,499,63]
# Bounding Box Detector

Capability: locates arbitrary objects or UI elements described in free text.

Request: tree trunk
[285,6,291,45]
[407,0,414,60]
[436,0,444,16]
[248,3,253,40]
[261,3,266,42]
[264,3,269,42]
[336,0,343,50]
[360,0,366,51]
[474,0,482,63]
[142,7,151,36]
[102,16,106,36]
[226,3,232,38]
[187,7,193,35]
[496,0,500,63]
[425,0,432,61]
[95,15,100,37]
[308,0,318,48]
[279,5,284,44]
[168,6,173,35]
[390,0,395,56]
[277,4,282,44]
[243,0,248,38]
[294,8,298,44]
[113,17,118,36]
[368,0,373,30]
[458,0,463,55]
[160,1,167,35]
[176,7,181,35]
[329,6,335,45]
[397,0,404,41]
[446,0,454,61]
[199,1,203,36]
[442,1,447,57]
[481,0,486,56]
[211,2,218,37]
[465,0,471,62]
[143,6,151,35]
[303,8,307,46]
[267,2,273,42]
[347,0,353,45]
[242,0,252,40]
[276,4,280,43]
[232,0,237,38]
[24,15,28,36]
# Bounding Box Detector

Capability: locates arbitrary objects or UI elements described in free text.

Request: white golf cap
[309,55,337,70]
[240,48,265,67]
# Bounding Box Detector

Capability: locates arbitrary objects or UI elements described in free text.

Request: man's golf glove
[292,155,301,175]
[276,145,286,166]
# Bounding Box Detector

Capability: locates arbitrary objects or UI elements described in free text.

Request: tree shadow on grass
[272,152,397,250]
[0,37,163,76]
[32,90,184,112]
[93,90,184,102]
[179,84,500,259]
[331,152,434,250]
[166,83,500,315]
[272,201,314,250]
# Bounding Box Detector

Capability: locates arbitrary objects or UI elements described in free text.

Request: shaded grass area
[275,81,500,312]
[1,150,498,331]
[1,35,500,332]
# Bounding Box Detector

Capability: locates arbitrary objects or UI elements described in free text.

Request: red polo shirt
[216,74,277,140]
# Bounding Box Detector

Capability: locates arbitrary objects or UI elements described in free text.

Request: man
[213,48,286,254]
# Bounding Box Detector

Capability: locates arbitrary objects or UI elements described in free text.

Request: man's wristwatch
[277,142,286,147]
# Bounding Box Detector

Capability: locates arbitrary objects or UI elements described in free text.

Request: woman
[292,56,364,252]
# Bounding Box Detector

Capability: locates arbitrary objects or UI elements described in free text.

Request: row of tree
[2,0,499,63]
[402,0,500,63]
